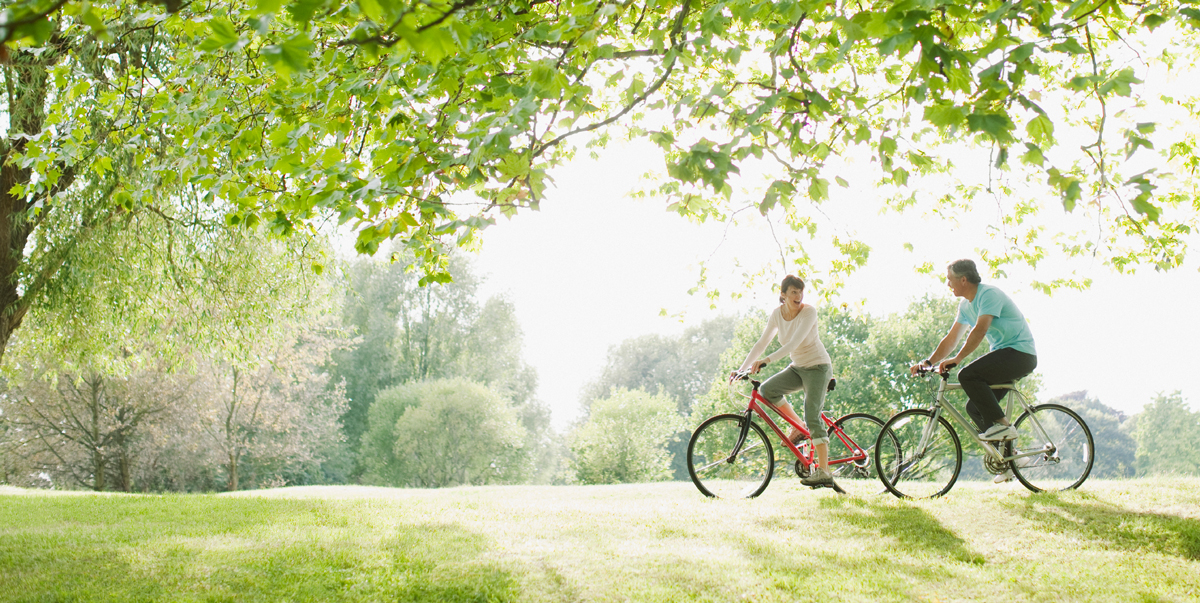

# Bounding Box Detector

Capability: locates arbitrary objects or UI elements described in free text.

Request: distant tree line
[0,232,565,491]
[0,214,352,492]
[2,228,1195,490]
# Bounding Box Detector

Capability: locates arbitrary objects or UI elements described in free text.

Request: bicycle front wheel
[687,414,774,499]
[828,413,891,496]
[1011,403,1094,493]
[875,409,962,499]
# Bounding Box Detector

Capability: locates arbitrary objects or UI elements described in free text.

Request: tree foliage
[578,315,736,479]
[0,220,349,491]
[581,315,737,414]
[329,251,539,446]
[1050,390,1137,478]
[0,325,351,492]
[1134,392,1200,476]
[569,387,684,484]
[3,0,1197,347]
[360,378,528,487]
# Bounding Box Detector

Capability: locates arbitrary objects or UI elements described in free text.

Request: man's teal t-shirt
[955,283,1037,355]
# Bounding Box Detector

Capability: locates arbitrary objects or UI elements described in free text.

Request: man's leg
[958,348,1037,432]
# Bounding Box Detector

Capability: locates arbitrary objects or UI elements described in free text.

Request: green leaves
[1099,67,1142,97]
[397,24,459,65]
[1124,123,1156,159]
[1125,172,1160,222]
[262,33,314,76]
[1047,168,1083,212]
[759,180,796,215]
[199,17,243,52]
[924,103,967,131]
[1026,115,1055,146]
[966,112,1015,143]
[0,0,1189,325]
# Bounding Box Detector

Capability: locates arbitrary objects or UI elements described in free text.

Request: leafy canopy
[4,0,1199,288]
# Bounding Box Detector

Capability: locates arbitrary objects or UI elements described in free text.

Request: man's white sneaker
[993,469,1014,484]
[979,424,1018,441]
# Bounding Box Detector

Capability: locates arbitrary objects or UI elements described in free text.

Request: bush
[361,378,527,487]
[569,388,684,484]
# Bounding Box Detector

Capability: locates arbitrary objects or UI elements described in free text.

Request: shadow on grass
[735,496,985,601]
[1005,491,1200,560]
[818,495,985,565]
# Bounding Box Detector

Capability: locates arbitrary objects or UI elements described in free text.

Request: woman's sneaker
[993,468,1014,484]
[979,424,1018,441]
[801,468,834,487]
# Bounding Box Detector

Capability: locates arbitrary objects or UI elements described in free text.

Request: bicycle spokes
[687,414,774,498]
[876,409,962,499]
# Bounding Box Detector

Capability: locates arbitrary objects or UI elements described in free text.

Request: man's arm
[911,322,967,375]
[937,315,993,373]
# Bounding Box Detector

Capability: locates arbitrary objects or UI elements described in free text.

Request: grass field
[1,478,1198,602]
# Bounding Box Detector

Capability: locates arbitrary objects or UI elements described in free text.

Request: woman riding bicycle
[736,275,835,487]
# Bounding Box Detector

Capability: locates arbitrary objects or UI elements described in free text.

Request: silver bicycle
[874,365,1094,498]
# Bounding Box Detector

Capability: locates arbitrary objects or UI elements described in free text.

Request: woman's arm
[738,315,778,373]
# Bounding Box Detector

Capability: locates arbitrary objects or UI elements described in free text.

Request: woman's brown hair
[779,275,805,303]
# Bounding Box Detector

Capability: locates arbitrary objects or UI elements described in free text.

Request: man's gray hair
[948,259,982,284]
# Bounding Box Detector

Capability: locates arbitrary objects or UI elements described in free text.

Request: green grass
[1,479,1198,602]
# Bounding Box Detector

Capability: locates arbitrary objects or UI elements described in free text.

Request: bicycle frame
[918,375,1058,464]
[730,380,868,470]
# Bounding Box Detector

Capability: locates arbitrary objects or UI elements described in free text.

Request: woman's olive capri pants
[759,363,833,444]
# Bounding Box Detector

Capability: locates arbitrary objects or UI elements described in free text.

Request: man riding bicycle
[910,259,1038,482]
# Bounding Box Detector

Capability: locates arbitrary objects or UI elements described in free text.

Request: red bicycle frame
[737,378,869,471]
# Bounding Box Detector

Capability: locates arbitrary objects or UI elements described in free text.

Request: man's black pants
[958,347,1037,432]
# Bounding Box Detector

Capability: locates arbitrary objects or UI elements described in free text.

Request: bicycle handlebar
[915,362,957,379]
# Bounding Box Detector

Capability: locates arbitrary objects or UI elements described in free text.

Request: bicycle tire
[687,413,774,499]
[875,409,963,499]
[1010,403,1094,493]
[827,413,892,496]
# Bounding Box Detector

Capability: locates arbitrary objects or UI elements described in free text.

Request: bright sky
[474,140,1200,430]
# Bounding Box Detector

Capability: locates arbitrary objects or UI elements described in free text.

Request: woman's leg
[759,368,807,442]
[796,364,833,472]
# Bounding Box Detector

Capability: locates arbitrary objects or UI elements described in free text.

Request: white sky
[474,140,1200,430]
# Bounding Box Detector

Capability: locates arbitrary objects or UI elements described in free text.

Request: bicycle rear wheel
[827,413,891,496]
[1011,403,1094,492]
[875,409,962,499]
[687,414,774,498]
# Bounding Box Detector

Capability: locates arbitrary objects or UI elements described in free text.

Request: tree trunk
[227,451,239,491]
[226,367,240,491]
[0,49,52,363]
[91,399,105,492]
[118,448,132,492]
[0,33,82,367]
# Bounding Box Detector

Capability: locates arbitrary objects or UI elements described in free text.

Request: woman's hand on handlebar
[730,360,768,381]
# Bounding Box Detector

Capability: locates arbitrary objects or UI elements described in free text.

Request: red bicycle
[686,370,893,498]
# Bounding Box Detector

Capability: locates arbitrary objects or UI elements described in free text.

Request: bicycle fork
[726,410,755,463]
[894,408,943,479]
